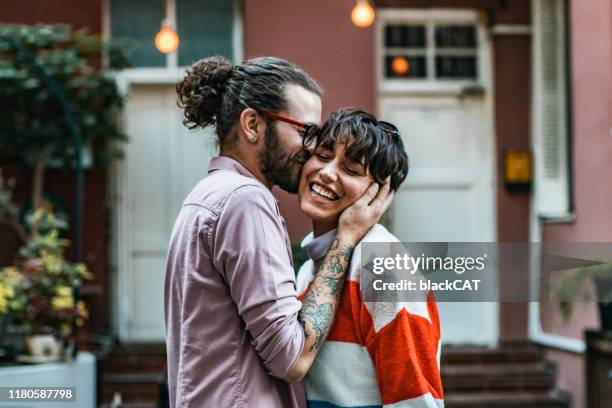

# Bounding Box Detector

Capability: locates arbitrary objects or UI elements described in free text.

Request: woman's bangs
[315,121,380,171]
[343,124,380,170]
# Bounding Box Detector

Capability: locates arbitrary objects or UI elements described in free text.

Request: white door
[114,82,217,342]
[378,10,497,345]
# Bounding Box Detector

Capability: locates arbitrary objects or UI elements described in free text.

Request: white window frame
[531,0,571,219]
[103,0,243,73]
[377,9,488,95]
[529,0,583,354]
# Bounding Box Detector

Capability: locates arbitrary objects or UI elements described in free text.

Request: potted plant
[0,209,92,361]
[0,264,20,349]
[553,260,612,331]
[0,24,130,210]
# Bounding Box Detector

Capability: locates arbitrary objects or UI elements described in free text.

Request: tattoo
[329,255,343,275]
[298,241,355,354]
[298,314,309,340]
[340,244,353,262]
[329,239,339,250]
[300,293,334,351]
[321,274,343,297]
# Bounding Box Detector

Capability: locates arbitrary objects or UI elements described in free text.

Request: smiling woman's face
[298,139,374,234]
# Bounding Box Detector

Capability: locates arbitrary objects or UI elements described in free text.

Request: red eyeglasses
[262,112,320,147]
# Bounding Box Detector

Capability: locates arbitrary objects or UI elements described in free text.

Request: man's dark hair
[314,108,409,191]
[176,56,322,147]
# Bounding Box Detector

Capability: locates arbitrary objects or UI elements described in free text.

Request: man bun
[176,56,321,147]
[176,56,234,130]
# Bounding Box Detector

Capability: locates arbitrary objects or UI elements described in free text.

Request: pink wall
[540,0,612,407]
[244,0,376,241]
[544,348,585,408]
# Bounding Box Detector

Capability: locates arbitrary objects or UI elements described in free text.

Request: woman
[296,108,444,408]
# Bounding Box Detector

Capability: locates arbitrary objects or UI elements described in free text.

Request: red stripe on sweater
[327,281,375,345]
[299,279,442,404]
[366,303,443,403]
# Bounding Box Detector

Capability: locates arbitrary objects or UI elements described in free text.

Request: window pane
[435,25,477,48]
[533,0,570,215]
[385,55,427,79]
[385,25,426,48]
[435,56,477,79]
[177,0,234,66]
[111,0,165,67]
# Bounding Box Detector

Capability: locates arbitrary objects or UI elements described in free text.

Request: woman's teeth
[311,183,339,201]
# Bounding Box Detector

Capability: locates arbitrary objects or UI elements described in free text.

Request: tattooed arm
[285,180,394,382]
[300,237,354,347]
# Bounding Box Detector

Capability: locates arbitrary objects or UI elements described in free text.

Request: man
[165,56,393,407]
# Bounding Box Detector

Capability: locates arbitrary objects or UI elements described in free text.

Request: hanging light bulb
[155,21,179,54]
[351,0,376,28]
[391,56,410,75]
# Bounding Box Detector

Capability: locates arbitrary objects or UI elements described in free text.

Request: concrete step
[442,362,556,392]
[444,390,571,408]
[98,343,167,406]
[101,343,166,373]
[99,404,156,408]
[442,344,542,365]
[100,374,162,406]
[102,372,164,384]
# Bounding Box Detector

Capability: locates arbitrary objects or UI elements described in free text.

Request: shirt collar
[208,156,268,189]
[300,228,337,261]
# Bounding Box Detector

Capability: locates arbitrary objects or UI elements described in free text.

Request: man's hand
[338,179,395,243]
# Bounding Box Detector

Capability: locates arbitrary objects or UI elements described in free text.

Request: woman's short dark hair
[314,108,409,191]
[176,56,322,147]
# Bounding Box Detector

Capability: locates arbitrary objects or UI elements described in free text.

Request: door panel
[380,93,497,346]
[121,84,217,341]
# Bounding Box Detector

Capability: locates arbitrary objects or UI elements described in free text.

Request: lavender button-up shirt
[164,156,306,407]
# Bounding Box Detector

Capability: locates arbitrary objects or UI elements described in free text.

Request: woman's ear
[239,108,265,144]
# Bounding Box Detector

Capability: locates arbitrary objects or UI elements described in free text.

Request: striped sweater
[296,224,444,408]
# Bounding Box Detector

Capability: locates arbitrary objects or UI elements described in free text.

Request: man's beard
[258,125,309,194]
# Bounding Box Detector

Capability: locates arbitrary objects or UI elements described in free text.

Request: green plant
[553,260,612,322]
[0,24,130,209]
[0,209,92,337]
[0,170,27,242]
